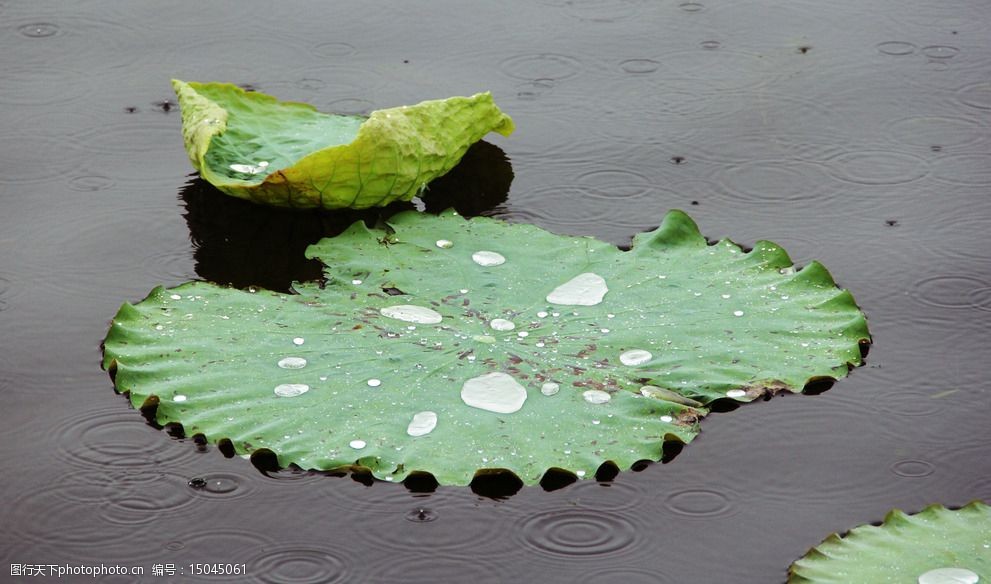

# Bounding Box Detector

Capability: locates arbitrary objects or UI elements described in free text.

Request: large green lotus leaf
[102,210,870,485]
[172,80,515,209]
[789,502,991,583]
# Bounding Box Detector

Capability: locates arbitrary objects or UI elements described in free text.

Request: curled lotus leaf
[173,79,514,209]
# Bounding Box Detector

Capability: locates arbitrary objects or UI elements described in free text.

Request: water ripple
[499,52,587,81]
[956,81,991,111]
[245,544,353,584]
[515,508,641,558]
[100,471,200,526]
[825,150,930,186]
[53,406,201,471]
[885,115,987,151]
[910,275,991,311]
[663,488,739,519]
[931,154,991,186]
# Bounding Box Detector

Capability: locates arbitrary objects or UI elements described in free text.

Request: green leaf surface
[789,502,991,584]
[102,210,870,485]
[173,80,515,209]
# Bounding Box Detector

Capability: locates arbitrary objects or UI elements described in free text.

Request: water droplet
[18,23,60,38]
[733,310,744,317]
[541,382,560,396]
[600,328,610,333]
[436,239,454,249]
[380,305,443,324]
[721,294,731,299]
[349,439,366,449]
[459,289,469,294]
[173,395,187,402]
[660,415,673,423]
[917,568,979,584]
[169,294,182,300]
[583,390,611,404]
[591,420,600,425]
[461,372,528,414]
[472,250,506,266]
[228,163,268,175]
[367,379,381,387]
[726,389,746,399]
[491,318,516,331]
[407,411,438,436]
[547,273,608,306]
[274,384,310,397]
[277,357,307,369]
[292,337,305,346]
[517,331,529,338]
[351,279,363,285]
[620,349,652,366]
[473,335,496,344]
[576,470,587,478]
[405,507,438,522]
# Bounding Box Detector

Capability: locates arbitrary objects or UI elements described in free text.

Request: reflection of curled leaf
[103,210,870,486]
[789,502,990,583]
[173,80,514,209]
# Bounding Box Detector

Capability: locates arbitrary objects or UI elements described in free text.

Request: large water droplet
[490,318,516,331]
[380,305,443,324]
[407,411,438,436]
[918,568,979,584]
[583,389,611,404]
[277,357,307,369]
[547,273,608,306]
[620,349,652,366]
[349,439,366,449]
[436,239,454,249]
[461,372,528,414]
[472,251,506,266]
[725,389,747,398]
[274,384,310,397]
[541,382,560,396]
[229,163,268,175]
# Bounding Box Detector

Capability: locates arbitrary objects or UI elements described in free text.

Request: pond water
[2,0,990,582]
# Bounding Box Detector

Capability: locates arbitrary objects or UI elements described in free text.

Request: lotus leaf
[102,210,870,485]
[789,502,990,583]
[172,80,514,209]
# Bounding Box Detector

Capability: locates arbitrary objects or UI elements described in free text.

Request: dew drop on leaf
[367,379,382,387]
[407,411,438,436]
[472,250,506,266]
[349,439,366,449]
[620,349,652,366]
[490,318,515,331]
[380,305,443,324]
[436,239,454,249]
[274,384,310,397]
[547,273,608,306]
[461,372,527,413]
[583,389,611,404]
[917,568,979,584]
[292,337,305,346]
[277,357,307,369]
[173,395,187,402]
[726,389,746,398]
[541,382,560,396]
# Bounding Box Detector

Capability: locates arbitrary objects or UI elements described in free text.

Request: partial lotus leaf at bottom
[102,210,870,485]
[172,80,515,209]
[789,502,990,583]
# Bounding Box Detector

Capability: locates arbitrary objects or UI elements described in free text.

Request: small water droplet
[351,279,363,285]
[169,294,182,300]
[660,415,674,423]
[277,357,307,369]
[367,379,382,387]
[407,411,438,436]
[721,294,731,299]
[541,382,560,396]
[517,331,529,338]
[349,439,366,449]
[591,419,600,425]
[173,395,187,402]
[459,289,469,294]
[917,567,979,584]
[733,310,744,317]
[292,337,305,346]
[537,311,549,318]
[274,384,310,397]
[536,342,546,348]
[491,318,516,331]
[547,273,609,306]
[436,239,454,249]
[380,305,443,324]
[187,477,207,489]
[583,389,611,404]
[461,372,528,413]
[472,250,506,266]
[620,349,653,366]
[726,389,746,399]
[600,328,610,333]
[405,507,438,522]
[576,470,587,478]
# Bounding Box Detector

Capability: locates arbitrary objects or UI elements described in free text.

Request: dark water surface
[2,0,990,582]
